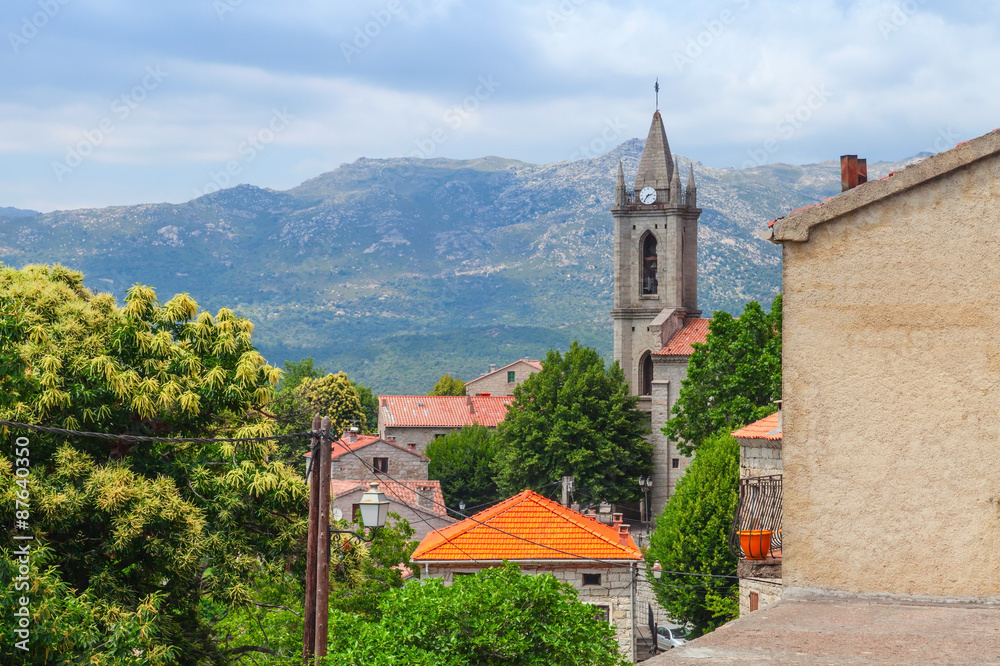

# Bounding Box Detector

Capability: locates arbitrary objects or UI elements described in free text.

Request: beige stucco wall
[465,360,539,396]
[332,440,428,481]
[423,562,638,659]
[781,155,1000,598]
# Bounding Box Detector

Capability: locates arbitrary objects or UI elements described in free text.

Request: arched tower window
[639,351,653,396]
[641,233,658,295]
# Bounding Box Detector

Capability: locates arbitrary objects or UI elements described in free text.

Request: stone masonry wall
[740,440,782,479]
[380,426,454,456]
[465,360,538,396]
[332,440,428,481]
[739,577,783,616]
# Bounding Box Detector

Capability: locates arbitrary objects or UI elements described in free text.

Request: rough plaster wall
[425,563,636,658]
[333,441,428,480]
[739,578,783,616]
[782,156,1000,597]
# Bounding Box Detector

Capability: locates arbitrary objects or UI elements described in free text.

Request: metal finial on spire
[654,78,660,111]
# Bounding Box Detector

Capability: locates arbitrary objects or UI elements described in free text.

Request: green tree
[429,374,466,396]
[426,425,502,509]
[0,264,305,662]
[297,372,366,437]
[493,342,651,502]
[664,294,782,454]
[646,432,739,635]
[322,562,630,666]
[279,356,326,393]
[351,379,379,434]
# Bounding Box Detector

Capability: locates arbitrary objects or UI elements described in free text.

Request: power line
[0,419,312,444]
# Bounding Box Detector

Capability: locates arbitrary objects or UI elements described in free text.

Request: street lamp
[638,476,653,522]
[652,561,663,579]
[458,499,466,512]
[330,482,389,546]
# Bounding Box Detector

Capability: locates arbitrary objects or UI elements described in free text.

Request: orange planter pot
[739,530,772,560]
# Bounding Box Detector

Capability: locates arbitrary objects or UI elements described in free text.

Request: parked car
[656,625,689,650]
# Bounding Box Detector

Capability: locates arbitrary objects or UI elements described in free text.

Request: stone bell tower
[611,110,703,513]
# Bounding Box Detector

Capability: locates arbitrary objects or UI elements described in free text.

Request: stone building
[610,110,708,514]
[731,409,783,616]
[411,490,644,661]
[330,479,453,543]
[647,132,1000,663]
[763,134,1000,600]
[306,431,432,481]
[378,394,514,455]
[464,359,542,396]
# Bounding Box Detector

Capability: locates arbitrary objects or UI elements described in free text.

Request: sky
[2,0,1000,212]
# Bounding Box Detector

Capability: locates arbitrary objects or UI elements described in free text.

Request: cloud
[1,0,999,210]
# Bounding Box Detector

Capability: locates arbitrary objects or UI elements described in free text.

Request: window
[749,591,759,612]
[639,352,653,396]
[672,458,680,469]
[592,604,610,623]
[641,234,658,295]
[372,457,388,474]
[582,573,602,587]
[507,370,516,383]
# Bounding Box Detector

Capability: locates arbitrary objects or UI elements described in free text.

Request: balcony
[729,474,782,561]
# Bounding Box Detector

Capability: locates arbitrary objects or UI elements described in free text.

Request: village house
[411,490,646,661]
[464,358,542,396]
[651,132,1000,662]
[729,407,783,615]
[377,394,513,455]
[330,479,453,543]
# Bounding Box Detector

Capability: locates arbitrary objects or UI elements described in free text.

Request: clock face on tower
[639,187,657,205]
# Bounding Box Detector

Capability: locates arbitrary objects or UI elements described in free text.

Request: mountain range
[0,142,926,393]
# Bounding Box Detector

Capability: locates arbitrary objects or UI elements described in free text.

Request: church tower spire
[615,160,626,205]
[686,164,697,208]
[670,156,682,202]
[634,111,674,200]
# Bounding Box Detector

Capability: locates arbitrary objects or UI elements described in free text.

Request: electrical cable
[0,419,311,444]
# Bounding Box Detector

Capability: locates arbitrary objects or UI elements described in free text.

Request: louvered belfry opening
[641,233,658,295]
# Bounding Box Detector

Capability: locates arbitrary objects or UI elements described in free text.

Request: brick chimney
[489,363,497,373]
[346,427,359,443]
[407,442,417,452]
[380,397,387,407]
[775,399,783,432]
[841,155,868,191]
[467,394,474,415]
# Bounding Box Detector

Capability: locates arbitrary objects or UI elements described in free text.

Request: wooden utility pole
[314,416,332,657]
[302,415,321,664]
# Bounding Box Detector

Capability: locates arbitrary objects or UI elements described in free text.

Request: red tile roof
[379,395,514,428]
[732,411,782,441]
[652,317,711,356]
[412,489,642,562]
[303,434,429,461]
[330,479,451,519]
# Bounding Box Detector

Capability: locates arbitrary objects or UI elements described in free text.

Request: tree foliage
[322,563,630,666]
[494,342,651,502]
[296,372,366,437]
[664,294,782,454]
[429,374,466,396]
[426,425,501,509]
[0,264,307,662]
[646,432,739,635]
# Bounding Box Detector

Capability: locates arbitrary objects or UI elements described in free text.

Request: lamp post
[329,481,390,546]
[458,499,466,512]
[638,476,653,523]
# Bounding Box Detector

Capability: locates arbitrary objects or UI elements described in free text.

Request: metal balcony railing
[728,474,782,559]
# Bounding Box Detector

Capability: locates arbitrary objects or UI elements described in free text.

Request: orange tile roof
[652,317,711,356]
[379,395,514,428]
[330,479,451,519]
[732,412,782,441]
[412,490,642,562]
[302,435,429,461]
